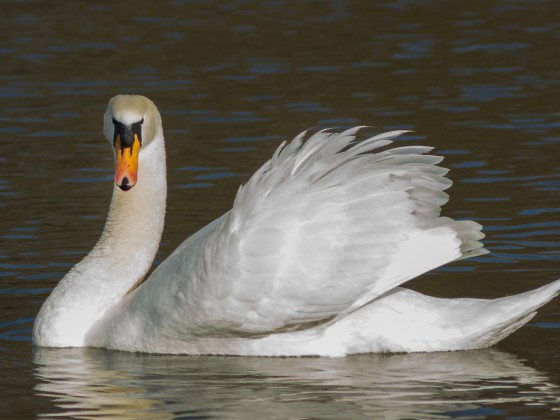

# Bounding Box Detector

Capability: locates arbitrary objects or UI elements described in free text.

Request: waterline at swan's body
[32,95,560,356]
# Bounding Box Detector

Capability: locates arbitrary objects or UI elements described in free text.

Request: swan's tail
[468,278,560,347]
[316,279,560,355]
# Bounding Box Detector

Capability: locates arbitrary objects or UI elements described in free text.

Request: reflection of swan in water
[33,95,560,355]
[34,348,560,419]
[34,349,172,420]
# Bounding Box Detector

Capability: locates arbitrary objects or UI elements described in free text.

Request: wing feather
[132,128,486,336]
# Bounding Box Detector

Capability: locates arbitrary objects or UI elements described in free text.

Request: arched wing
[135,128,486,335]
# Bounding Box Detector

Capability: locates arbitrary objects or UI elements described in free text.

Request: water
[2,0,560,417]
[29,348,560,419]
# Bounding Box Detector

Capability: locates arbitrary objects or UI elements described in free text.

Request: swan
[33,95,560,356]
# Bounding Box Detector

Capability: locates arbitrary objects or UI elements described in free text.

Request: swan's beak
[114,133,141,191]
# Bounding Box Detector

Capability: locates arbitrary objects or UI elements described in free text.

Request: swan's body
[33,95,560,356]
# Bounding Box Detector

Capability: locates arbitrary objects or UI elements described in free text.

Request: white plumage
[32,95,560,356]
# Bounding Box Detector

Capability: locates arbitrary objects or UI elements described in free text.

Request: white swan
[33,95,560,356]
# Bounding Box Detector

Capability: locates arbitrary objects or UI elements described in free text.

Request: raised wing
[128,128,486,337]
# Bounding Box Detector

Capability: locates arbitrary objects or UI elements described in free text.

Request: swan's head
[103,95,162,191]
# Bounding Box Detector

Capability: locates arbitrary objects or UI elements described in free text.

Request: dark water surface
[2,0,560,418]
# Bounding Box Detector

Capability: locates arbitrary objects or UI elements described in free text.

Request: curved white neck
[33,131,166,347]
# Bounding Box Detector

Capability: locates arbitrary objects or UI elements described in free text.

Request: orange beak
[114,133,141,191]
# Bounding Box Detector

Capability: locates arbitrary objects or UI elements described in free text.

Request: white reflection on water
[34,348,560,419]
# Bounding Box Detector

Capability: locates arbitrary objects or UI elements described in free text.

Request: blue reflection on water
[0,317,34,341]
[177,182,214,189]
[519,208,560,216]
[195,172,238,181]
[447,407,504,418]
[222,135,281,143]
[534,322,560,329]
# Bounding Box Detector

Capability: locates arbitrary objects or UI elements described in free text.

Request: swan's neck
[33,133,166,347]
